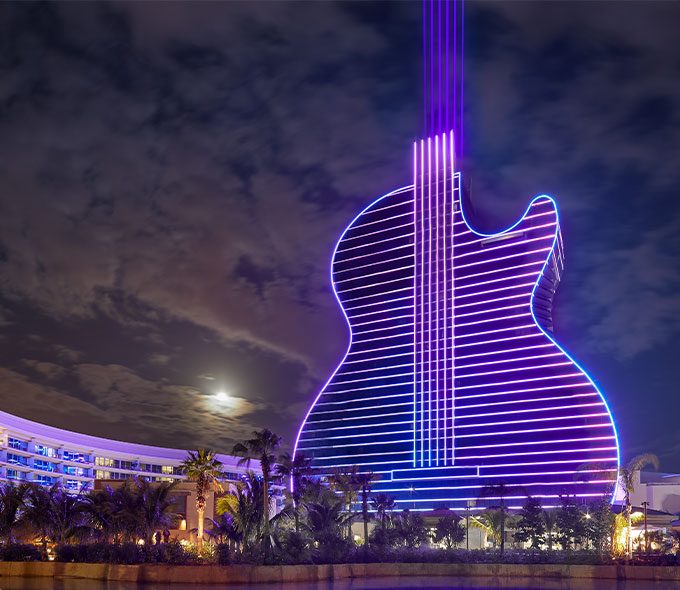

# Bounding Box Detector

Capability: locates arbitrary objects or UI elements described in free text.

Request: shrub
[0,543,42,561]
[216,543,231,566]
[55,541,196,565]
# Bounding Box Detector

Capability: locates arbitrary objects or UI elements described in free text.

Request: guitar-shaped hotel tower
[294,0,619,510]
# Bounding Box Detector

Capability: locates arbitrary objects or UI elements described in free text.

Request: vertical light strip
[420,139,425,467]
[442,132,448,465]
[412,141,418,468]
[445,0,450,131]
[449,130,456,465]
[435,133,440,466]
[427,136,433,466]
[460,0,464,157]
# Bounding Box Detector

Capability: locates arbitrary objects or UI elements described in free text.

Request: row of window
[5,468,88,489]
[3,441,180,474]
[6,439,90,462]
[94,457,179,474]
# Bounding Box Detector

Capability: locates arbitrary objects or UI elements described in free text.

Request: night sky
[0,2,678,470]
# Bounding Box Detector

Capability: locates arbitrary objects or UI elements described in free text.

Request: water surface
[0,577,672,590]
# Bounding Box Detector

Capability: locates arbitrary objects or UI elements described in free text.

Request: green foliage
[471,509,507,548]
[0,543,41,561]
[584,497,616,554]
[216,471,266,553]
[0,483,30,543]
[433,513,465,549]
[555,496,585,550]
[55,540,197,564]
[392,510,428,548]
[540,509,558,551]
[513,497,545,549]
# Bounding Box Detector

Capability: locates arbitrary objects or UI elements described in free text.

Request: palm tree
[180,449,223,548]
[216,471,266,553]
[24,483,86,556]
[327,466,359,539]
[232,429,281,552]
[356,472,380,546]
[303,496,352,547]
[134,478,177,546]
[275,452,312,534]
[206,513,242,549]
[478,483,512,554]
[371,493,394,536]
[0,482,29,543]
[619,453,659,561]
[541,509,558,551]
[83,486,119,543]
[471,508,506,549]
[114,480,146,543]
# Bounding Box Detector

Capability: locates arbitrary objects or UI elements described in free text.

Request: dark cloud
[0,1,678,466]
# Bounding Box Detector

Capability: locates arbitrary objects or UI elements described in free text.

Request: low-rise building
[0,409,256,492]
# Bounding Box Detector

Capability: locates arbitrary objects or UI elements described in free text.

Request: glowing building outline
[294,129,619,510]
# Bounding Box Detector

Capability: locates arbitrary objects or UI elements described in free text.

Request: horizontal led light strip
[454,422,612,440]
[345,211,413,232]
[452,234,553,260]
[456,351,561,369]
[456,271,543,291]
[334,253,413,277]
[337,275,413,295]
[461,447,617,461]
[336,264,415,285]
[340,222,414,245]
[455,247,552,270]
[346,295,413,314]
[334,242,412,266]
[457,259,544,282]
[458,382,594,401]
[341,286,413,305]
[455,372,584,391]
[453,220,557,248]
[457,392,599,411]
[336,231,414,255]
[456,411,609,431]
[305,410,412,425]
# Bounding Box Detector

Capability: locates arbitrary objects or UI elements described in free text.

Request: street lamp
[466,500,476,550]
[642,501,649,555]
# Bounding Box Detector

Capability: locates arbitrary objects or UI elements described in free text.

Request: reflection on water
[0,576,672,590]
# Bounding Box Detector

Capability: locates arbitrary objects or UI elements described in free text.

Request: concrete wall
[1,561,679,584]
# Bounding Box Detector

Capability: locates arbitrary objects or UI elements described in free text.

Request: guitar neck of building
[413,131,459,468]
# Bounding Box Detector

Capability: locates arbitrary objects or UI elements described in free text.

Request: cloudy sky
[0,1,678,469]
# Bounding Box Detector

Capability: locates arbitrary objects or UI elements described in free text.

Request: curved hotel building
[0,409,253,491]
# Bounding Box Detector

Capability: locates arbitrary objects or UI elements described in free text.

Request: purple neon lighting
[348,211,412,232]
[298,104,618,509]
[455,247,553,270]
[454,361,573,380]
[458,401,605,421]
[458,392,599,410]
[464,448,617,461]
[456,312,532,328]
[457,351,562,369]
[292,185,413,465]
[334,242,412,266]
[456,342,552,359]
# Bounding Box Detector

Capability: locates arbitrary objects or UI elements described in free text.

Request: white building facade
[0,409,255,492]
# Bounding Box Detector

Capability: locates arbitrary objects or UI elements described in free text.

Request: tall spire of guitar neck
[422,0,463,158]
